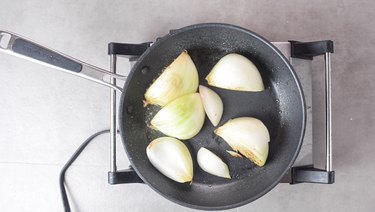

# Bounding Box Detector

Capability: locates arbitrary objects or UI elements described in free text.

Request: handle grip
[12,38,82,73]
[0,30,125,92]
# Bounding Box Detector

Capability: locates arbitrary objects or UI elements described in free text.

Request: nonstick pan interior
[119,23,305,210]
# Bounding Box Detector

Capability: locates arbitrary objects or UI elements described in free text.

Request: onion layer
[199,85,223,127]
[197,147,231,179]
[226,150,243,158]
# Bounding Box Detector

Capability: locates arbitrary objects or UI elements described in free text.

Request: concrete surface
[0,0,374,211]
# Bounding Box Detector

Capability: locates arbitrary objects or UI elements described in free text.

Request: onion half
[206,53,265,92]
[151,93,205,140]
[215,117,270,166]
[145,51,199,106]
[146,137,193,183]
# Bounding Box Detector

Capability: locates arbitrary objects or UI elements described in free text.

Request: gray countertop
[0,0,374,211]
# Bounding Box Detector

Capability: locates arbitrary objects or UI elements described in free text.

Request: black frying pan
[0,23,305,210]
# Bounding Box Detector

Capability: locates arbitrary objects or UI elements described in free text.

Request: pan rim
[119,22,306,210]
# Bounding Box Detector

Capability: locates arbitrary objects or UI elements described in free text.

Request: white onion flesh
[151,93,205,140]
[197,148,231,179]
[206,53,265,92]
[215,117,270,166]
[199,85,223,127]
[144,51,199,106]
[146,137,193,183]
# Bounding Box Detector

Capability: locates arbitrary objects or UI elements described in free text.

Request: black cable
[59,130,110,212]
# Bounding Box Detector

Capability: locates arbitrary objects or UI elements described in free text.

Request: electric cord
[59,130,110,212]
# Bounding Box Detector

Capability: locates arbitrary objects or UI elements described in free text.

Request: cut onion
[199,85,223,127]
[146,137,193,183]
[197,148,231,179]
[151,93,205,140]
[144,51,199,106]
[215,117,270,166]
[206,53,265,92]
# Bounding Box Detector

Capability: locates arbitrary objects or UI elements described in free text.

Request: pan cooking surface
[144,47,280,182]
[119,23,305,210]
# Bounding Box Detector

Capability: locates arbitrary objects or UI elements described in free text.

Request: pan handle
[289,40,335,184]
[0,30,125,92]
